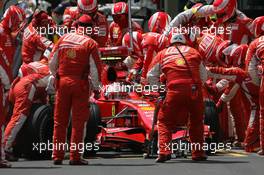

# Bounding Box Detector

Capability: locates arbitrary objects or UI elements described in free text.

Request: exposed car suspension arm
[106,106,129,124]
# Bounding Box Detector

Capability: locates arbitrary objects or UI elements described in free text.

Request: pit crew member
[22,10,53,64]
[245,16,264,155]
[139,12,170,84]
[3,60,51,161]
[49,15,102,165]
[122,31,144,81]
[198,33,250,143]
[165,0,253,45]
[109,2,143,46]
[0,49,11,168]
[147,32,207,162]
[63,0,108,47]
[0,5,26,77]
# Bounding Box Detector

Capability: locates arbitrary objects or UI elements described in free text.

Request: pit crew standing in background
[63,0,108,47]
[258,45,264,156]
[0,5,26,79]
[49,15,102,165]
[22,10,53,64]
[147,32,207,163]
[245,16,264,155]
[52,0,77,25]
[165,0,253,45]
[109,2,143,46]
[197,33,250,142]
[0,5,26,168]
[139,12,170,84]
[122,31,143,72]
[0,49,11,168]
[166,0,252,144]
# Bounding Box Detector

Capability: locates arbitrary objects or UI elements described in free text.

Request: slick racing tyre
[204,100,220,140]
[83,102,101,158]
[204,100,220,155]
[14,104,54,160]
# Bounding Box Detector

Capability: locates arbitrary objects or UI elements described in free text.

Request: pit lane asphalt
[1,151,263,175]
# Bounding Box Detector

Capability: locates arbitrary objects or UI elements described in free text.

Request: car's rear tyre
[204,100,220,140]
[14,104,53,160]
[83,102,101,158]
[204,100,220,155]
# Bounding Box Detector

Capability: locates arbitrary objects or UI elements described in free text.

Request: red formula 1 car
[83,46,218,158]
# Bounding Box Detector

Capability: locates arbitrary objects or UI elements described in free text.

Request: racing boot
[260,116,264,156]
[155,154,171,163]
[257,149,264,156]
[233,141,244,148]
[192,155,208,161]
[69,159,89,165]
[53,159,63,165]
[0,160,12,168]
[244,140,260,153]
[244,135,260,152]
[244,112,260,152]
[192,150,208,161]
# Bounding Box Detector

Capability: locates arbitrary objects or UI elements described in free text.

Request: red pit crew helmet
[148,12,171,34]
[250,16,264,38]
[77,0,98,14]
[112,2,128,27]
[2,5,26,32]
[213,0,237,23]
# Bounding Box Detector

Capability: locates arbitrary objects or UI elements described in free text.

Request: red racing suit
[3,65,51,153]
[63,7,109,47]
[139,32,169,84]
[22,23,53,64]
[213,11,253,45]
[245,36,264,87]
[199,33,250,142]
[0,23,16,67]
[246,35,264,151]
[0,49,11,160]
[147,45,206,159]
[164,5,215,36]
[49,31,102,161]
[259,49,264,152]
[9,60,53,104]
[18,61,49,78]
[208,67,260,152]
[0,23,16,84]
[109,21,143,46]
[166,5,252,45]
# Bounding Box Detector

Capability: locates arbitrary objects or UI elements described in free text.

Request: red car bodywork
[94,46,212,151]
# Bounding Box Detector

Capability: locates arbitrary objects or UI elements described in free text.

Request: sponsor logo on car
[140,107,155,111]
